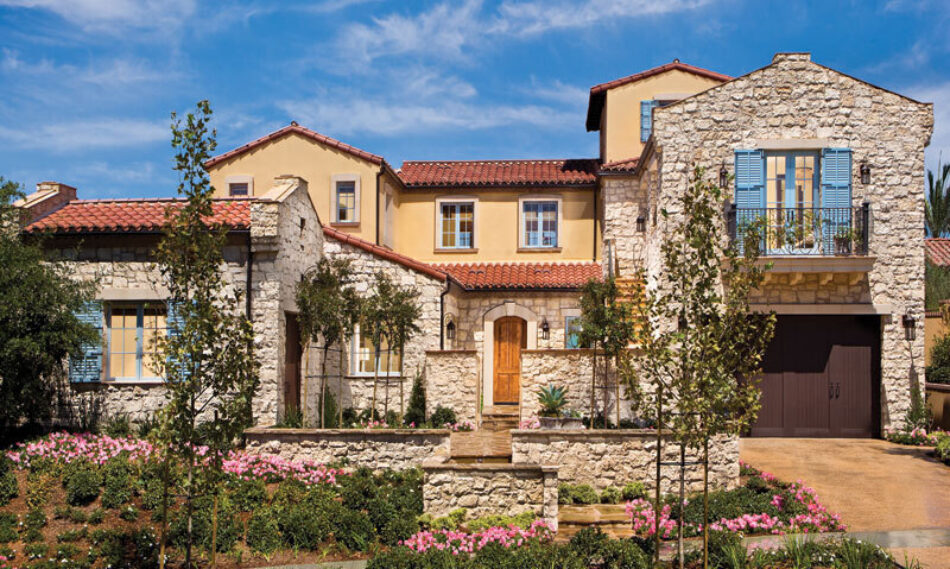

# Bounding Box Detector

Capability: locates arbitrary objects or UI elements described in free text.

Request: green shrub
[101,457,133,508]
[0,457,17,506]
[226,477,267,512]
[0,513,17,543]
[428,405,457,427]
[367,496,397,533]
[278,503,332,550]
[57,528,88,543]
[571,484,599,505]
[102,414,131,437]
[598,537,651,569]
[272,477,309,508]
[170,495,240,554]
[708,530,744,564]
[558,483,575,505]
[322,390,340,428]
[465,511,536,531]
[247,508,282,554]
[418,508,467,531]
[339,468,380,511]
[927,330,950,384]
[64,463,102,506]
[118,506,138,522]
[600,486,622,504]
[93,528,159,569]
[403,372,426,427]
[24,542,48,559]
[568,527,611,562]
[25,472,55,509]
[744,474,771,493]
[380,516,418,546]
[87,508,105,525]
[936,434,950,464]
[23,507,46,532]
[621,482,647,501]
[334,509,376,552]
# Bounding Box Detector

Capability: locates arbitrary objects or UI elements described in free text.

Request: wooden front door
[284,312,302,416]
[493,316,526,405]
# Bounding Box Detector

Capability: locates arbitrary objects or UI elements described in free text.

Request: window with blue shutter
[565,316,582,349]
[165,300,186,381]
[640,100,659,142]
[734,150,766,252]
[69,301,103,383]
[820,148,853,254]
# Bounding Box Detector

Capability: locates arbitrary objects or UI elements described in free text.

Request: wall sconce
[860,162,871,185]
[540,317,550,340]
[636,215,646,233]
[719,164,729,188]
[902,313,916,341]
[445,320,456,341]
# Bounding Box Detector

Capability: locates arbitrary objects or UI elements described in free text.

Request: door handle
[835,383,840,399]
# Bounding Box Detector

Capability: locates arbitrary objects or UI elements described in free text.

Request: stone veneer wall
[519,349,637,423]
[425,350,479,424]
[629,53,933,429]
[422,458,559,530]
[245,427,451,471]
[750,273,870,305]
[451,291,583,352]
[511,430,738,493]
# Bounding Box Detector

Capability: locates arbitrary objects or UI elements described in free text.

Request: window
[335,181,357,223]
[439,201,475,249]
[522,200,558,248]
[640,100,673,142]
[106,303,167,381]
[565,316,583,349]
[225,175,253,196]
[228,183,248,196]
[351,325,401,376]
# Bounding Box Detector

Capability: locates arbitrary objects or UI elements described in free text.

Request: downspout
[439,280,450,350]
[593,182,600,262]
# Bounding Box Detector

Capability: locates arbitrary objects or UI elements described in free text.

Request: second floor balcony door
[766,151,820,254]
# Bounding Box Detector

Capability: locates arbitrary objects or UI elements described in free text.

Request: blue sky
[1,0,948,199]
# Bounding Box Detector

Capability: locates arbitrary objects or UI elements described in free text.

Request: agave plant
[537,384,569,417]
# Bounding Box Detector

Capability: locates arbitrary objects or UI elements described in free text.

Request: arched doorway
[493,316,526,405]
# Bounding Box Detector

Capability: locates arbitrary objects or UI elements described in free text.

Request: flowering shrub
[0,555,16,569]
[221,452,344,485]
[442,421,475,432]
[884,426,947,446]
[518,417,541,430]
[625,469,845,538]
[401,520,553,555]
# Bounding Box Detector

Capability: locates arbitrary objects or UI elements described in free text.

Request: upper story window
[640,100,675,142]
[351,324,401,377]
[438,200,475,249]
[228,183,248,196]
[332,174,360,225]
[107,303,166,381]
[521,199,559,249]
[225,175,253,197]
[565,315,583,349]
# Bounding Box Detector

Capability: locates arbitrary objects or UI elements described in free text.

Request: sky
[0,0,948,199]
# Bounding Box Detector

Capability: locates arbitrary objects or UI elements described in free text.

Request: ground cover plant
[0,432,424,568]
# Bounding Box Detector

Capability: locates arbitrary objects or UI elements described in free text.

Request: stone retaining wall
[244,427,450,471]
[425,350,479,424]
[422,457,559,530]
[511,430,738,493]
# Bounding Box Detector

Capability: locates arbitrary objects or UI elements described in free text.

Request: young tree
[926,161,950,237]
[153,101,260,568]
[577,277,636,428]
[381,281,421,419]
[361,273,389,421]
[0,178,96,435]
[296,258,360,427]
[626,166,774,568]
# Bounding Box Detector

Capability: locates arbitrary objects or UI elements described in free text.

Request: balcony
[727,204,870,257]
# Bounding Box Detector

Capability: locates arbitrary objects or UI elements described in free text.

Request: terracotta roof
[205,123,384,168]
[586,60,731,131]
[24,198,253,234]
[926,238,950,267]
[322,226,447,281]
[398,159,599,188]
[600,157,640,173]
[434,262,602,291]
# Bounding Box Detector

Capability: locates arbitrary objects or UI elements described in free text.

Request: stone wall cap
[246,426,451,436]
[512,429,669,437]
[422,461,554,473]
[425,349,478,355]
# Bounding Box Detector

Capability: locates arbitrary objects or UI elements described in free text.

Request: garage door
[750,315,880,438]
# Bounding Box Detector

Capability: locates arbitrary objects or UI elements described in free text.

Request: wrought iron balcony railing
[726,203,870,256]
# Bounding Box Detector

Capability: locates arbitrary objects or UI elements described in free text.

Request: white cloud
[1,49,170,85]
[0,0,197,33]
[907,82,950,174]
[492,0,714,36]
[527,79,588,107]
[0,118,168,152]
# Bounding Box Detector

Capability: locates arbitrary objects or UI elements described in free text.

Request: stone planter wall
[422,457,559,530]
[927,383,950,431]
[511,430,738,493]
[425,350,480,424]
[244,427,451,470]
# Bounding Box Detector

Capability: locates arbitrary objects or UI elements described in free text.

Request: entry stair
[449,407,518,463]
[556,505,633,541]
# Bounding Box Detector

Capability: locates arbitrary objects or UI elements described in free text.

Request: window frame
[225,174,253,197]
[331,174,361,225]
[350,324,401,377]
[435,196,478,251]
[564,315,583,349]
[105,302,167,382]
[519,195,562,250]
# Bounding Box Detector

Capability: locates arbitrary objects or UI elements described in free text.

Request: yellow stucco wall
[208,132,381,242]
[603,69,724,163]
[393,189,599,263]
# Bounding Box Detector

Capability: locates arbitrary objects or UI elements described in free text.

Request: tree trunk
[158,447,170,569]
[185,460,193,569]
[211,491,219,568]
[653,383,663,567]
[399,341,406,420]
[589,349,597,429]
[320,346,328,428]
[703,436,710,569]
[371,342,379,422]
[302,339,311,426]
[603,356,609,427]
[678,443,685,569]
[614,356,621,427]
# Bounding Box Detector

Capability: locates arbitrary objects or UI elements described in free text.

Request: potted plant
[834,227,853,255]
[537,384,584,429]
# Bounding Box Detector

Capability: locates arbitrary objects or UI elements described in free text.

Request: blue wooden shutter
[69,301,102,383]
[734,150,765,253]
[820,148,853,254]
[640,100,657,142]
[165,300,185,381]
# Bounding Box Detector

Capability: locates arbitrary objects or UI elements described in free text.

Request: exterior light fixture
[445,320,456,341]
[902,313,916,341]
[540,317,550,340]
[860,162,871,185]
[719,164,729,188]
[636,215,646,233]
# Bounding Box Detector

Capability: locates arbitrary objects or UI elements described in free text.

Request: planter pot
[538,416,586,430]
[834,237,851,255]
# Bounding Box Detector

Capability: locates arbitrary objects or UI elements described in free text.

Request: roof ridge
[63,196,258,205]
[205,123,384,168]
[589,60,731,94]
[322,226,447,282]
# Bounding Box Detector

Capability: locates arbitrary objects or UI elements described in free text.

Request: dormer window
[225,175,253,197]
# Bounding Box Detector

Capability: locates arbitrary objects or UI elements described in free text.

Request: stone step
[557,504,634,541]
[450,429,512,460]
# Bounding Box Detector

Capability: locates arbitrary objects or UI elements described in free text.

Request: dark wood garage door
[751,315,880,438]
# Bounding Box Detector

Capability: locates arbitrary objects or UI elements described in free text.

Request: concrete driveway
[740,438,950,568]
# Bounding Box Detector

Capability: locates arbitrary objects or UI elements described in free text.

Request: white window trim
[435,196,478,250]
[105,301,166,382]
[331,173,361,224]
[225,174,253,197]
[350,324,400,377]
[518,194,562,249]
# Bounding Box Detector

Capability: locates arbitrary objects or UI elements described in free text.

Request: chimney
[772,52,811,64]
[15,182,77,225]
